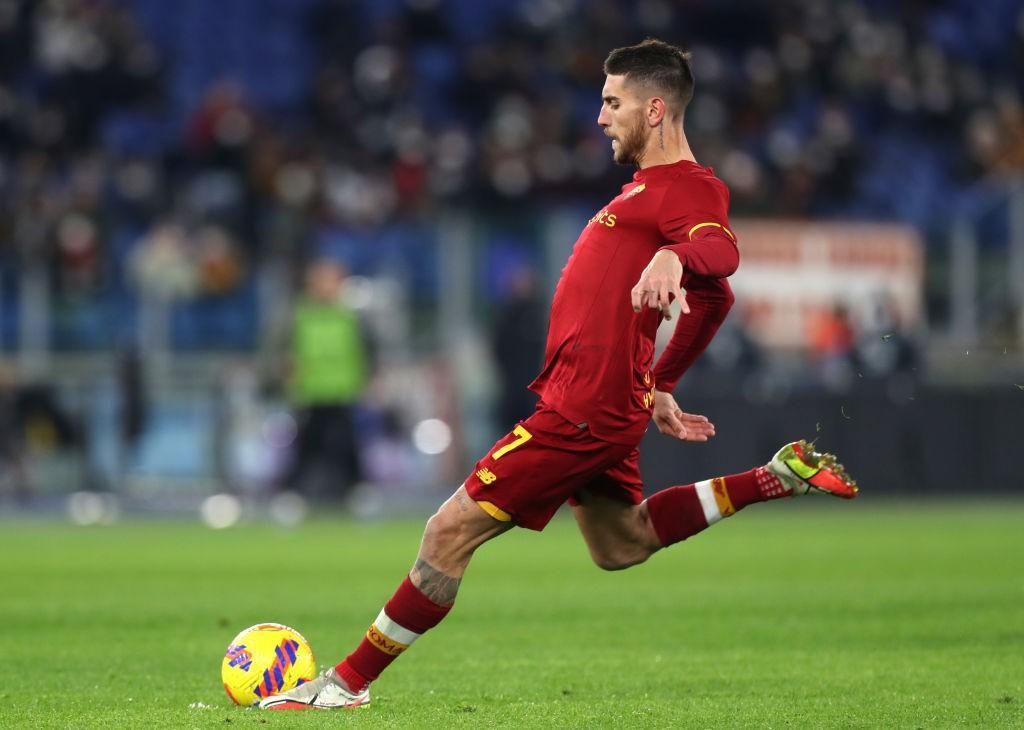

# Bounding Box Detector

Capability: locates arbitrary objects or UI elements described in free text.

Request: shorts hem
[464,480,551,532]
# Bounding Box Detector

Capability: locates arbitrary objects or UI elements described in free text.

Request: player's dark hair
[603,38,694,118]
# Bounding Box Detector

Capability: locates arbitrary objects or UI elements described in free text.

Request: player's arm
[652,275,735,391]
[649,276,734,441]
[636,175,739,441]
[631,177,739,318]
[649,174,739,384]
[660,225,738,278]
[657,176,739,280]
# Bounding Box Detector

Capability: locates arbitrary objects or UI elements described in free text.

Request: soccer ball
[221,622,317,705]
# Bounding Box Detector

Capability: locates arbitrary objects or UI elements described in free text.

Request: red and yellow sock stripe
[365,609,421,657]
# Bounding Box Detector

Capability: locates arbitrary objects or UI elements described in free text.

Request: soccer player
[260,38,858,711]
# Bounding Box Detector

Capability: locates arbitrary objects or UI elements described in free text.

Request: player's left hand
[653,390,715,442]
[631,249,688,320]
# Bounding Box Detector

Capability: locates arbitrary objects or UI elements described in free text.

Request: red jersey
[529,159,739,446]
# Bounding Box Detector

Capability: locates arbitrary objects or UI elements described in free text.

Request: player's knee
[421,508,474,564]
[591,552,646,571]
[597,509,663,570]
[422,509,456,548]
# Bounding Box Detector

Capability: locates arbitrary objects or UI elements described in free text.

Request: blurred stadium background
[1,0,1022,523]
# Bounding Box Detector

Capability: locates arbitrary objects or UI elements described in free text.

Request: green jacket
[290,300,368,405]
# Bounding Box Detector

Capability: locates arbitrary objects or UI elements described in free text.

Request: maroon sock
[335,577,452,691]
[646,467,789,547]
[646,483,709,547]
[720,466,791,509]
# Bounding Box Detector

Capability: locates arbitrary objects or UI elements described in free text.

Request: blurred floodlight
[67,491,120,526]
[200,494,242,529]
[268,491,308,527]
[412,418,452,455]
[262,411,298,449]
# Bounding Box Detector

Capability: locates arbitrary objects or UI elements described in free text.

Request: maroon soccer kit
[465,159,741,529]
[331,161,804,696]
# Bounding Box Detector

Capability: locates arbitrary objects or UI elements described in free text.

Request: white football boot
[259,667,370,710]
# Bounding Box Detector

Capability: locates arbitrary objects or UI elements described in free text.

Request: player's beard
[612,111,648,166]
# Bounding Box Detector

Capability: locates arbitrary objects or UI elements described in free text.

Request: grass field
[2,500,1022,728]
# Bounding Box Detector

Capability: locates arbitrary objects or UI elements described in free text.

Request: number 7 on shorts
[491,424,532,460]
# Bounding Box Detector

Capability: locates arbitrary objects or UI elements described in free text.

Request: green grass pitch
[2,500,1022,728]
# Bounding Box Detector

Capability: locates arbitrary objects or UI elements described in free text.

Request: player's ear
[648,97,667,127]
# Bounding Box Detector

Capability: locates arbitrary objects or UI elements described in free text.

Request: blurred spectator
[116,346,146,481]
[0,362,83,499]
[193,225,245,296]
[361,407,418,488]
[491,266,545,425]
[807,303,857,389]
[0,362,29,500]
[0,0,1021,354]
[856,294,920,380]
[702,304,763,376]
[284,257,370,500]
[128,220,196,300]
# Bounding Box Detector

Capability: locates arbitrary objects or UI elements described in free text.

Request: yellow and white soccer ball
[221,622,317,706]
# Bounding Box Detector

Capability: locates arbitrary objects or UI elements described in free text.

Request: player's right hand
[631,250,688,319]
[653,390,715,442]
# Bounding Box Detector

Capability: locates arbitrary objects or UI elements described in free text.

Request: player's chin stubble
[613,112,647,166]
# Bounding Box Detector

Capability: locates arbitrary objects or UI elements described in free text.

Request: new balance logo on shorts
[475,468,497,484]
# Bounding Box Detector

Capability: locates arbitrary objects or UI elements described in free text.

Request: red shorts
[463,403,643,531]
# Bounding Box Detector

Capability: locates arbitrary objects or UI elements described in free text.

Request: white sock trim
[694,480,722,525]
[373,609,421,646]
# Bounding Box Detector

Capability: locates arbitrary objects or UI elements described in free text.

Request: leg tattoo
[410,558,461,605]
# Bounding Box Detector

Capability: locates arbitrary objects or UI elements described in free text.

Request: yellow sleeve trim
[476,500,512,522]
[687,221,736,242]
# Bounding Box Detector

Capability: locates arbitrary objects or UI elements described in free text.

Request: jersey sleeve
[657,176,739,278]
[652,276,735,393]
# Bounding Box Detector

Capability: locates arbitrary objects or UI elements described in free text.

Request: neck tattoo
[658,124,665,151]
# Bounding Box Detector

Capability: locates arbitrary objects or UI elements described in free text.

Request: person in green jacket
[286,257,369,500]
